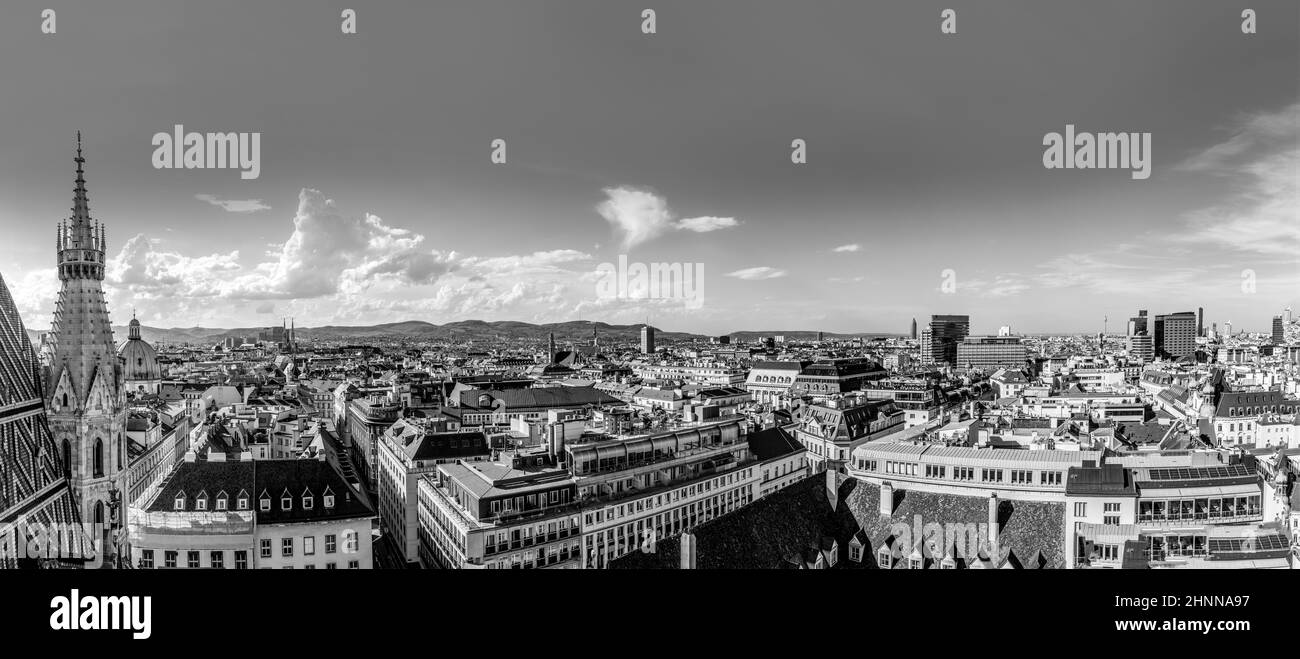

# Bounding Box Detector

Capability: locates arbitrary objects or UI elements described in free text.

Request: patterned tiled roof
[0,271,85,567]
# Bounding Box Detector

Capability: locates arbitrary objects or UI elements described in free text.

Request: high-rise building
[910,318,918,340]
[1272,315,1284,345]
[1127,310,1148,336]
[0,271,87,568]
[955,336,1027,370]
[1153,312,1197,360]
[42,134,128,558]
[928,315,970,366]
[1127,334,1154,363]
[640,325,655,354]
[1197,307,1204,337]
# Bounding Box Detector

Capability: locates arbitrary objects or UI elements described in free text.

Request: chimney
[880,481,894,518]
[680,532,697,569]
[987,492,1000,550]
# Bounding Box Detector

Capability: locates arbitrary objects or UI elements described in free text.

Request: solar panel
[1208,535,1288,553]
[1146,464,1253,481]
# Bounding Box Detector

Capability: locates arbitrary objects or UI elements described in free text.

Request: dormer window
[324,494,335,509]
[281,491,293,510]
[238,491,250,510]
[877,547,892,569]
[173,493,186,510]
[216,492,228,510]
[303,495,314,510]
[260,496,271,512]
[195,493,208,510]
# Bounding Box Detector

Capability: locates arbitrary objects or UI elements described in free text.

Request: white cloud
[195,194,271,213]
[1174,102,1299,257]
[832,244,861,253]
[726,267,786,281]
[676,216,739,233]
[225,189,454,299]
[596,186,739,248]
[108,233,241,297]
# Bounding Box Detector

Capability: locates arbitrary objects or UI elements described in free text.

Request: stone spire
[42,133,127,562]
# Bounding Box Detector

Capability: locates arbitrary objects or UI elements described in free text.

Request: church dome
[117,316,161,381]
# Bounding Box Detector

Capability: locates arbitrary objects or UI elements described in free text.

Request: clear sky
[0,0,1296,336]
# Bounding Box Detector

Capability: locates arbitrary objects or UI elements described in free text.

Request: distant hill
[24,320,903,347]
[28,320,702,347]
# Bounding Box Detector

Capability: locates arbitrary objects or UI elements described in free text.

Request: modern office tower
[1272,315,1284,345]
[928,315,971,366]
[955,336,1027,370]
[1127,333,1154,363]
[910,318,918,340]
[816,331,825,342]
[641,325,656,354]
[1153,311,1197,360]
[1127,310,1148,336]
[1197,307,1204,337]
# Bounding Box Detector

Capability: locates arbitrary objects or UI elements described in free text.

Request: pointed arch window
[92,439,104,478]
[61,439,71,477]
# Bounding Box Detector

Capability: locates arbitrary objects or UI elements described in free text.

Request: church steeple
[57,131,105,281]
[42,130,127,565]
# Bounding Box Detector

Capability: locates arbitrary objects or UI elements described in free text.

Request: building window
[1073,502,1087,517]
[324,495,335,509]
[281,496,292,511]
[235,551,248,569]
[173,495,185,510]
[140,550,154,569]
[325,534,337,554]
[216,495,228,511]
[93,439,104,478]
[187,551,200,569]
[164,551,177,568]
[260,497,271,512]
[210,551,224,569]
[344,531,358,553]
[282,537,294,557]
[260,539,272,558]
[326,562,337,569]
[304,536,316,556]
[195,496,207,511]
[348,560,359,569]
[303,496,313,510]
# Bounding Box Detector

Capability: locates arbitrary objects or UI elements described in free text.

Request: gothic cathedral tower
[42,133,127,557]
